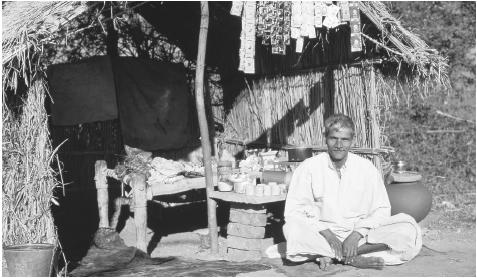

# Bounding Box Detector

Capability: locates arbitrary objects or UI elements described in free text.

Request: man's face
[326,126,354,162]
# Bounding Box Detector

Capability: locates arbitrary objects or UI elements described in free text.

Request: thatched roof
[2,1,449,93]
[2,1,93,90]
[359,2,449,87]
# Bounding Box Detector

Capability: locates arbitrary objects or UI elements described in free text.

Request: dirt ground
[117,208,475,277]
[4,207,472,277]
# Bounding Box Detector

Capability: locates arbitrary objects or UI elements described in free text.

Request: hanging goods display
[340,1,351,22]
[256,2,291,55]
[349,1,363,52]
[230,1,364,73]
[235,1,256,74]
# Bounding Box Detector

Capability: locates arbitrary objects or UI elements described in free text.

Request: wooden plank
[227,222,265,238]
[229,209,268,227]
[148,175,217,196]
[227,235,263,251]
[209,191,286,204]
[230,203,266,213]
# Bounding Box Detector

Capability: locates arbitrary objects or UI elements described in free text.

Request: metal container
[3,243,55,277]
[287,147,313,162]
[217,160,233,182]
[391,160,407,173]
[261,170,293,185]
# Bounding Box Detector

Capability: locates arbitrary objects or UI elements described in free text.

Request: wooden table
[94,160,217,253]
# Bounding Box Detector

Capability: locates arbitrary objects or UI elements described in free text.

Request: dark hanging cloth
[113,57,193,151]
[47,56,118,125]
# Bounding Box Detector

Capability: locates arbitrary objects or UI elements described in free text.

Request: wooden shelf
[209,191,286,204]
[148,176,216,196]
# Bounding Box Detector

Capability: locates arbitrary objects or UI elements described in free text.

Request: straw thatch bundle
[359,2,450,89]
[2,80,60,245]
[2,1,91,92]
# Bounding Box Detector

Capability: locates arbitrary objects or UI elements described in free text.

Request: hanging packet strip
[350,34,362,52]
[283,2,292,46]
[230,1,243,17]
[302,1,316,38]
[340,1,351,22]
[295,36,304,53]
[349,2,360,22]
[243,1,256,73]
[314,2,324,28]
[349,2,362,52]
[290,1,302,39]
[272,2,288,55]
[256,1,266,40]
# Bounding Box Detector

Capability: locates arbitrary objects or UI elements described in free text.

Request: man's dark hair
[324,114,355,137]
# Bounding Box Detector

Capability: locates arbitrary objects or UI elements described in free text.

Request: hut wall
[224,65,381,155]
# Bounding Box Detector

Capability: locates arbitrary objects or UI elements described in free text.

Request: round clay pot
[385,181,432,223]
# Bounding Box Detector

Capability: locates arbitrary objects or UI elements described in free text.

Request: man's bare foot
[349,256,385,270]
[317,256,332,270]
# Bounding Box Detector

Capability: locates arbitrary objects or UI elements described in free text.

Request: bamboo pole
[195,1,218,254]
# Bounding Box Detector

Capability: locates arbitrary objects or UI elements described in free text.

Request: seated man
[283,114,422,270]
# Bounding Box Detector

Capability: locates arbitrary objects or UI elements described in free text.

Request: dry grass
[224,66,387,149]
[383,88,476,229]
[359,2,450,90]
[2,80,60,245]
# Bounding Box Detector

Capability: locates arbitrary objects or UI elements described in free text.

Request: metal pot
[287,146,313,162]
[3,243,55,277]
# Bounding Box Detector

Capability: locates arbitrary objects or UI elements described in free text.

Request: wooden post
[130,173,148,253]
[195,1,219,254]
[94,160,110,228]
[368,67,382,173]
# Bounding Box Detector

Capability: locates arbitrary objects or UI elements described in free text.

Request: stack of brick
[226,203,274,261]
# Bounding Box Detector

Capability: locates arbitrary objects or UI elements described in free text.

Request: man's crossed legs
[283,213,422,270]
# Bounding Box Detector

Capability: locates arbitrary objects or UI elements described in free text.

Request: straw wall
[2,80,58,245]
[224,65,382,151]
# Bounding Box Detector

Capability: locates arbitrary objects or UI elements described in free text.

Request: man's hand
[319,229,343,261]
[342,231,363,264]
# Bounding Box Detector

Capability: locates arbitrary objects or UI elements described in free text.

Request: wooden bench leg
[130,173,147,253]
[95,160,109,228]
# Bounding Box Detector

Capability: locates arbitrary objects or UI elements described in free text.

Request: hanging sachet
[322,3,341,29]
[314,2,324,28]
[349,2,362,52]
[290,1,302,40]
[243,2,256,73]
[340,1,351,22]
[230,1,244,17]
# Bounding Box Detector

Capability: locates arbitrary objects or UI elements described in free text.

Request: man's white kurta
[285,152,391,238]
[283,152,422,264]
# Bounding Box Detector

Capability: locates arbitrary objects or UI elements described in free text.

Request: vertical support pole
[368,66,382,173]
[94,160,109,228]
[131,173,147,253]
[195,1,219,253]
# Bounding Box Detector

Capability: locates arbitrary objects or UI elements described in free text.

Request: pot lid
[391,171,422,183]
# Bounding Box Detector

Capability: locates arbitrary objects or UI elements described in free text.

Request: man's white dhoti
[284,213,422,265]
[283,153,423,265]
